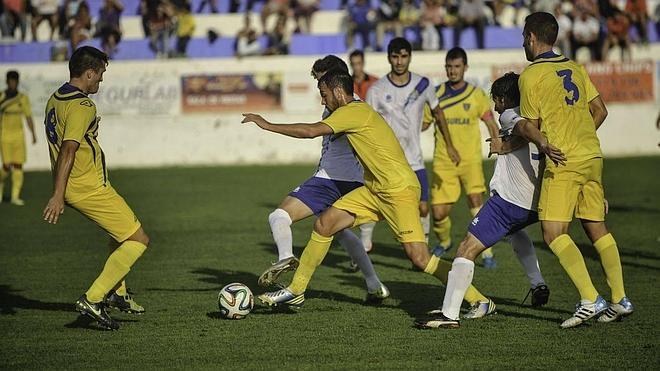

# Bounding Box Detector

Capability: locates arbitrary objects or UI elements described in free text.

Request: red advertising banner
[491,60,654,104]
[181,73,282,113]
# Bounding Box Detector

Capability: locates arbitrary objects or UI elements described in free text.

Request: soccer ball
[218,283,254,319]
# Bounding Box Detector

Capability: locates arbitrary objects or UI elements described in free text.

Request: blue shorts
[415,169,429,202]
[289,176,364,215]
[468,193,538,247]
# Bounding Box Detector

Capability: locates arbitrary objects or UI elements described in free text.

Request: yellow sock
[424,255,488,305]
[11,169,23,200]
[433,217,451,247]
[0,168,7,197]
[288,231,333,295]
[594,233,626,302]
[549,234,599,302]
[86,241,147,303]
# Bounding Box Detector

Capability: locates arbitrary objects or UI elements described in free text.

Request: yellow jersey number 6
[556,69,580,106]
[45,108,58,144]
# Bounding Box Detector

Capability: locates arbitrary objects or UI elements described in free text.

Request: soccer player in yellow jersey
[0,70,37,205]
[42,46,150,330]
[422,47,501,268]
[243,68,495,319]
[517,12,632,328]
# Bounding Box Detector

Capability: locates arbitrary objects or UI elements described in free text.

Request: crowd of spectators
[0,0,657,61]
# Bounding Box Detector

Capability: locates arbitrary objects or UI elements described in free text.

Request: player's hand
[43,196,65,224]
[447,145,461,166]
[486,136,503,158]
[604,199,609,215]
[241,113,268,128]
[538,140,566,166]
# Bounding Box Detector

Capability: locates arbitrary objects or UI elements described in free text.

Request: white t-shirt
[313,100,364,182]
[489,107,542,211]
[366,72,438,171]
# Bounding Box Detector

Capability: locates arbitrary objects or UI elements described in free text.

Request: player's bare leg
[431,203,453,254]
[419,200,430,243]
[0,163,10,201]
[581,219,633,322]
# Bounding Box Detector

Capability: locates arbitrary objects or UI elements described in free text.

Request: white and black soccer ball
[218,283,254,319]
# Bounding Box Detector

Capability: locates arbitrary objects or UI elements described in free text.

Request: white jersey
[366,72,438,171]
[489,107,543,210]
[313,103,364,182]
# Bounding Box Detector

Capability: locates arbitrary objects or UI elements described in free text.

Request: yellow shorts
[538,157,605,222]
[431,161,486,205]
[68,185,142,242]
[0,137,26,164]
[333,185,425,243]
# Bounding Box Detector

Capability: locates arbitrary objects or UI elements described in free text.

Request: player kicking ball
[415,72,565,329]
[43,47,149,330]
[243,68,495,318]
[258,55,389,304]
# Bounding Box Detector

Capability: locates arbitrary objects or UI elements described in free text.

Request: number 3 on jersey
[556,69,580,106]
[45,108,58,144]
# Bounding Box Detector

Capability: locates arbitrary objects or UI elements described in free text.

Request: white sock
[421,214,430,243]
[335,229,381,291]
[441,257,474,320]
[268,208,293,261]
[359,222,376,252]
[509,230,545,288]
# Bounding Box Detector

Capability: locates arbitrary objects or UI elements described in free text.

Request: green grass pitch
[1,156,659,369]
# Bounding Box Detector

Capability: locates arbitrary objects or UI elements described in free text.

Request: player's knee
[419,203,429,217]
[129,228,150,246]
[313,218,334,237]
[456,237,480,261]
[432,207,447,221]
[542,229,561,246]
[269,208,291,225]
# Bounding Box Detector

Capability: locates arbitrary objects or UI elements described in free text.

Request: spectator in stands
[347,0,375,51]
[30,0,58,41]
[348,49,376,100]
[453,0,486,49]
[375,0,400,52]
[602,8,630,61]
[261,0,289,33]
[399,0,420,48]
[626,0,648,45]
[68,1,90,50]
[175,2,194,57]
[236,29,262,57]
[571,9,601,61]
[554,3,572,56]
[264,14,288,55]
[293,0,318,33]
[147,0,174,58]
[61,0,85,39]
[420,0,447,51]
[532,0,561,14]
[197,0,218,14]
[0,0,28,41]
[95,0,123,59]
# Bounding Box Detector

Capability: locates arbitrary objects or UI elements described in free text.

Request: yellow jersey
[0,91,32,141]
[45,83,108,203]
[519,51,601,163]
[423,82,492,165]
[322,101,418,194]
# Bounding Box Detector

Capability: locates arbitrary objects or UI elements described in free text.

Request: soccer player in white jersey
[360,37,460,250]
[415,72,567,329]
[258,55,390,303]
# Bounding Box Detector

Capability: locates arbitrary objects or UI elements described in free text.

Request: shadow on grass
[0,285,72,315]
[535,241,660,271]
[63,315,139,331]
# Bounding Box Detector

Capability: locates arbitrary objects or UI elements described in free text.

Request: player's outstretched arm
[513,118,566,166]
[241,113,333,139]
[43,140,79,224]
[26,116,37,144]
[588,96,608,130]
[432,105,460,165]
[487,135,527,157]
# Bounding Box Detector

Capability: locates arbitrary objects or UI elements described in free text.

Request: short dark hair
[524,12,559,45]
[6,70,19,81]
[69,46,108,78]
[446,47,467,64]
[387,37,412,56]
[318,68,354,96]
[312,55,349,76]
[490,72,520,106]
[349,49,364,60]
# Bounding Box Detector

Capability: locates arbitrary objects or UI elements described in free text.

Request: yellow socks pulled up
[288,231,334,295]
[433,217,452,247]
[86,240,147,303]
[549,234,599,302]
[594,233,626,302]
[10,169,23,201]
[424,255,488,305]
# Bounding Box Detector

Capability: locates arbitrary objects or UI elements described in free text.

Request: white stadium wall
[2,47,659,171]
